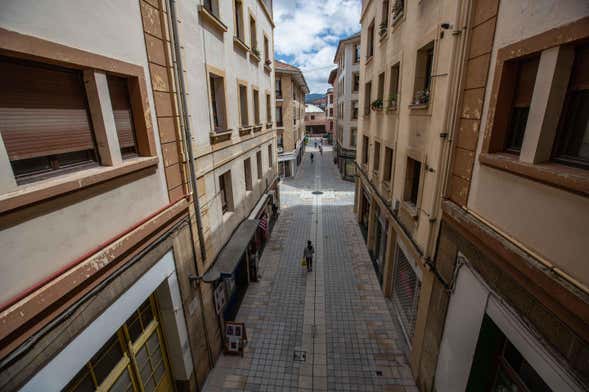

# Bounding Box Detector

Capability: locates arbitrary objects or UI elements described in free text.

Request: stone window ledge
[401,200,419,219]
[479,153,589,196]
[0,156,159,214]
[233,36,250,52]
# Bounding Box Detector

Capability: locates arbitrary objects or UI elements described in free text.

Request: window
[367,21,375,59]
[377,72,385,101]
[351,128,357,147]
[268,144,273,167]
[353,72,360,92]
[373,141,381,173]
[108,76,138,158]
[276,78,282,99]
[238,83,249,127]
[352,101,359,119]
[553,44,589,168]
[362,136,369,164]
[203,0,220,18]
[503,56,540,153]
[219,170,233,213]
[404,157,422,206]
[253,88,260,124]
[266,93,271,122]
[264,35,270,62]
[0,57,98,183]
[277,132,283,148]
[388,63,400,109]
[412,42,434,105]
[364,81,372,115]
[234,0,245,41]
[244,158,252,190]
[276,106,283,126]
[392,0,405,22]
[256,150,263,179]
[381,0,389,27]
[328,95,333,103]
[311,115,315,120]
[209,73,227,132]
[384,147,393,181]
[249,15,257,51]
[354,44,360,63]
[329,108,333,117]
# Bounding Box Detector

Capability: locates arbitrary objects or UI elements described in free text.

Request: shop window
[362,135,369,164]
[404,157,421,206]
[244,157,252,191]
[219,170,233,213]
[253,88,260,125]
[373,141,381,173]
[552,43,589,168]
[234,0,245,42]
[238,83,249,127]
[256,150,263,179]
[0,57,98,184]
[384,147,393,181]
[64,297,172,392]
[364,81,372,115]
[412,42,434,106]
[209,73,228,132]
[367,20,375,59]
[107,75,138,158]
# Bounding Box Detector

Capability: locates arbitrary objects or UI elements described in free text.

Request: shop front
[371,209,388,287]
[359,188,370,241]
[336,144,356,181]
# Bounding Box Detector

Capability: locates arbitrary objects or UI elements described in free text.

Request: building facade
[356,0,589,391]
[275,61,309,178]
[334,32,360,181]
[0,0,278,390]
[325,88,335,143]
[304,104,328,135]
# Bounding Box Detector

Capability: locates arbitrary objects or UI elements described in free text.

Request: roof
[202,219,259,282]
[333,31,361,63]
[275,60,310,94]
[305,104,324,113]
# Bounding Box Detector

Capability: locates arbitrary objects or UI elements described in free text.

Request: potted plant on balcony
[265,58,272,66]
[371,98,384,112]
[379,22,388,36]
[386,95,397,111]
[413,89,430,105]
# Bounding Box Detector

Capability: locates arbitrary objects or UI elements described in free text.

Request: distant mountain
[305,93,325,103]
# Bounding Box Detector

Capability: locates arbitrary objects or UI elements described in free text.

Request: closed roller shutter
[107,75,137,157]
[392,245,421,344]
[0,56,97,182]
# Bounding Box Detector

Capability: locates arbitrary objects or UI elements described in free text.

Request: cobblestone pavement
[203,140,417,392]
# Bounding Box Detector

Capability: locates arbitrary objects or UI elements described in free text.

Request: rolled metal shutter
[107,75,137,152]
[392,246,421,342]
[0,57,95,161]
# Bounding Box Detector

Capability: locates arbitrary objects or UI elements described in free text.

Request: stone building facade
[333,32,361,181]
[357,0,589,390]
[275,60,308,178]
[0,0,278,390]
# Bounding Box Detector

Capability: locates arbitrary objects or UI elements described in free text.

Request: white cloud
[273,0,361,94]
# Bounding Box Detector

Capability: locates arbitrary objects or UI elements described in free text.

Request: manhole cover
[312,191,323,195]
[293,349,307,362]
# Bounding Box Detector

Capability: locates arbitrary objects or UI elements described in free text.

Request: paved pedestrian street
[203,142,417,392]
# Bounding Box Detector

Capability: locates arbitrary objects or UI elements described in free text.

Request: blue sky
[273,0,361,94]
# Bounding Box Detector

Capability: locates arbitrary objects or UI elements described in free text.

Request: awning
[202,219,259,282]
[249,193,271,219]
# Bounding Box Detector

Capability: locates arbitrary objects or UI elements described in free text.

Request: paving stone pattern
[202,141,417,392]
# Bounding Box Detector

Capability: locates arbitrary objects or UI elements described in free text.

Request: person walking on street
[319,145,323,156]
[310,152,314,163]
[303,240,314,272]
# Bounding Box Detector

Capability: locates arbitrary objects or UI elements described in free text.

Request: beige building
[333,32,361,180]
[326,87,335,140]
[357,0,589,390]
[275,60,308,178]
[0,0,278,390]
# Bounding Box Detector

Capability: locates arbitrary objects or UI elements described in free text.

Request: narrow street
[204,141,417,392]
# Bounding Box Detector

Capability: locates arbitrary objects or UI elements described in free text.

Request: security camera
[440,22,452,30]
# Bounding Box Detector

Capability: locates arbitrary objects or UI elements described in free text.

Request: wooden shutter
[107,75,137,151]
[0,57,95,161]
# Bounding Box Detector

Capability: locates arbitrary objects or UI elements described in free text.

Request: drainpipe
[168,0,214,370]
[424,0,472,265]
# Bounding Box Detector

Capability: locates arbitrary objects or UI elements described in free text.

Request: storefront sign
[225,322,247,355]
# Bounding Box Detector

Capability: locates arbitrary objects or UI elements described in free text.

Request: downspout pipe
[169,0,207,265]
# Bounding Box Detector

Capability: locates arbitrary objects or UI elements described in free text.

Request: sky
[273,0,361,95]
